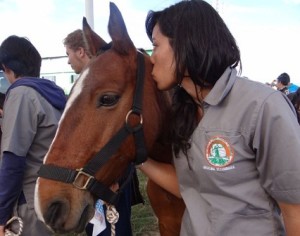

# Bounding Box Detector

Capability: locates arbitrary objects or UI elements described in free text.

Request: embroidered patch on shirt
[205,136,234,168]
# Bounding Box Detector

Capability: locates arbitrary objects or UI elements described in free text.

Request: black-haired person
[137,1,300,235]
[276,72,290,95]
[288,87,300,123]
[0,35,66,236]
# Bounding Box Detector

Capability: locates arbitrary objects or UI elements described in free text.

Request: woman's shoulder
[238,76,274,90]
[7,85,41,99]
[234,76,279,102]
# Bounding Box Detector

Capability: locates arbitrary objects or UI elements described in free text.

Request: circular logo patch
[205,136,234,167]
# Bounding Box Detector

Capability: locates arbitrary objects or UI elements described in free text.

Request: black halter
[38,49,147,205]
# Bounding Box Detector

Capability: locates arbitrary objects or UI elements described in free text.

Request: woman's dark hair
[145,0,241,157]
[0,35,41,77]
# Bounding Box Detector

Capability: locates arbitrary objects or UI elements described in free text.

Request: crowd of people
[0,0,300,236]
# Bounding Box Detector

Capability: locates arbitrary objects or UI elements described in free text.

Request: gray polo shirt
[174,68,300,236]
[1,86,62,210]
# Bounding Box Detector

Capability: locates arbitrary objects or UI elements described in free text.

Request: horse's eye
[98,94,120,107]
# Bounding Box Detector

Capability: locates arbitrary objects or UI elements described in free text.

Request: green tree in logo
[208,143,229,166]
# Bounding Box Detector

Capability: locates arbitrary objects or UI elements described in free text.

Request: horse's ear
[108,2,135,55]
[82,17,107,56]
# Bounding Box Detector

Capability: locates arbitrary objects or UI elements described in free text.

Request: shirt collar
[204,67,238,106]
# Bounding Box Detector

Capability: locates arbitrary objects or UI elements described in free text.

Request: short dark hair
[0,35,41,77]
[277,72,290,86]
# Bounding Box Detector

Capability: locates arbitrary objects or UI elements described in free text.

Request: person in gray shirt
[0,35,66,236]
[137,1,300,235]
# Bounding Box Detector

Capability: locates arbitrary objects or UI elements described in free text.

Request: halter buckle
[73,168,94,190]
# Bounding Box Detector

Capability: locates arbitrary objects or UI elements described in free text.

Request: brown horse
[35,2,184,235]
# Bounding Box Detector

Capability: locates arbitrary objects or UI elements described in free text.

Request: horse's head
[35,2,170,233]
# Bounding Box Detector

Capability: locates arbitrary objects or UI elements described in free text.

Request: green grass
[131,171,159,235]
[55,170,159,236]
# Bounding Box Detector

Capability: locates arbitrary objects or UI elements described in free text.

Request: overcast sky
[0,0,299,85]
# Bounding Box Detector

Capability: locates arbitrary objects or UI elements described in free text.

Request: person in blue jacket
[0,35,66,236]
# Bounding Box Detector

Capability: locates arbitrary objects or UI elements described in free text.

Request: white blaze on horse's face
[34,178,45,222]
[35,68,91,223]
[63,68,89,115]
[42,67,90,165]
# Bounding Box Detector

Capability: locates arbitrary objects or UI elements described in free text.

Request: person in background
[64,29,91,74]
[288,81,299,94]
[137,1,300,235]
[276,72,299,94]
[0,35,66,236]
[288,87,300,123]
[276,72,290,95]
[63,29,141,236]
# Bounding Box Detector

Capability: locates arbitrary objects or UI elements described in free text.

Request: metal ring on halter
[125,109,143,132]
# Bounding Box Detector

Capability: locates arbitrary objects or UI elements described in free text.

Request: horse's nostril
[44,201,67,230]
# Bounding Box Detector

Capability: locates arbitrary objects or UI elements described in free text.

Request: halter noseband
[38,48,147,205]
